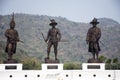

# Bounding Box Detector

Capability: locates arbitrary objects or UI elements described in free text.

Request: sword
[48,17,51,21]
[19,40,24,43]
[11,38,24,44]
[41,32,68,43]
[41,32,47,44]
[99,41,105,46]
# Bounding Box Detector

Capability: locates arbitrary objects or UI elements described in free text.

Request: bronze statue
[45,19,61,60]
[4,13,20,60]
[86,18,101,60]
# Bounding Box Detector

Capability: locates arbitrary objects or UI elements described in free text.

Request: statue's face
[51,24,56,28]
[10,23,15,29]
[92,23,97,27]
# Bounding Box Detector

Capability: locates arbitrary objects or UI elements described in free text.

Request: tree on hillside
[106,58,112,69]
[112,58,119,69]
[99,55,107,62]
[21,56,41,70]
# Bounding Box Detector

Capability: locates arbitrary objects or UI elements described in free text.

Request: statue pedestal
[44,58,61,70]
[42,63,63,70]
[88,58,102,63]
[3,59,18,63]
[44,58,60,63]
[0,63,23,71]
[2,59,20,70]
[82,63,105,70]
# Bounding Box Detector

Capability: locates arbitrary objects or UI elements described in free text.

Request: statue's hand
[7,34,12,38]
[45,39,48,43]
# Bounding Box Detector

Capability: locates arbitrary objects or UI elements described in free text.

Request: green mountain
[0,13,120,63]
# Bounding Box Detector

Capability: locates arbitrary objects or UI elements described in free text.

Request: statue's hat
[90,18,99,24]
[49,19,57,26]
[10,12,15,27]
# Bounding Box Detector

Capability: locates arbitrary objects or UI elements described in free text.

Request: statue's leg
[96,52,99,59]
[54,42,58,60]
[93,42,98,59]
[47,42,52,59]
[92,52,95,59]
[8,43,12,60]
[91,43,95,59]
[95,43,99,59]
[11,43,16,59]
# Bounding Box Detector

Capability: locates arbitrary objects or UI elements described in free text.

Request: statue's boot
[46,57,49,59]
[92,53,95,59]
[55,54,58,60]
[46,50,50,59]
[55,57,58,60]
[96,53,99,60]
[8,54,12,60]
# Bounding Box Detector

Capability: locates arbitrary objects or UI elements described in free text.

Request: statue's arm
[46,29,50,42]
[57,29,61,41]
[16,30,20,41]
[97,28,101,41]
[4,29,11,38]
[86,29,90,44]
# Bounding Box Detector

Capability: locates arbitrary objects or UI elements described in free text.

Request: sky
[0,0,120,23]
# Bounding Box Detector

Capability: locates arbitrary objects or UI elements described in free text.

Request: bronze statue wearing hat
[45,19,61,60]
[4,13,20,60]
[86,18,101,60]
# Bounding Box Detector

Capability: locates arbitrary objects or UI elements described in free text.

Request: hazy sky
[0,0,120,23]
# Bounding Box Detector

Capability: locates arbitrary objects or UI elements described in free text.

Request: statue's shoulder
[11,29,18,34]
[88,27,93,31]
[5,29,11,32]
[96,27,101,31]
[14,29,18,31]
[6,29,10,31]
[49,28,52,31]
[56,28,60,31]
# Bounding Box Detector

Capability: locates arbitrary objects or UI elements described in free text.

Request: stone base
[0,63,23,71]
[82,63,105,70]
[44,58,60,63]
[42,63,63,70]
[3,59,18,64]
[88,58,102,63]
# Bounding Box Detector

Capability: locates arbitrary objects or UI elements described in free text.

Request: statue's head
[49,19,57,27]
[10,13,15,29]
[90,18,99,27]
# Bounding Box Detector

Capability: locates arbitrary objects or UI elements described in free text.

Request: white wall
[0,70,119,80]
[116,70,120,80]
[0,63,120,80]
